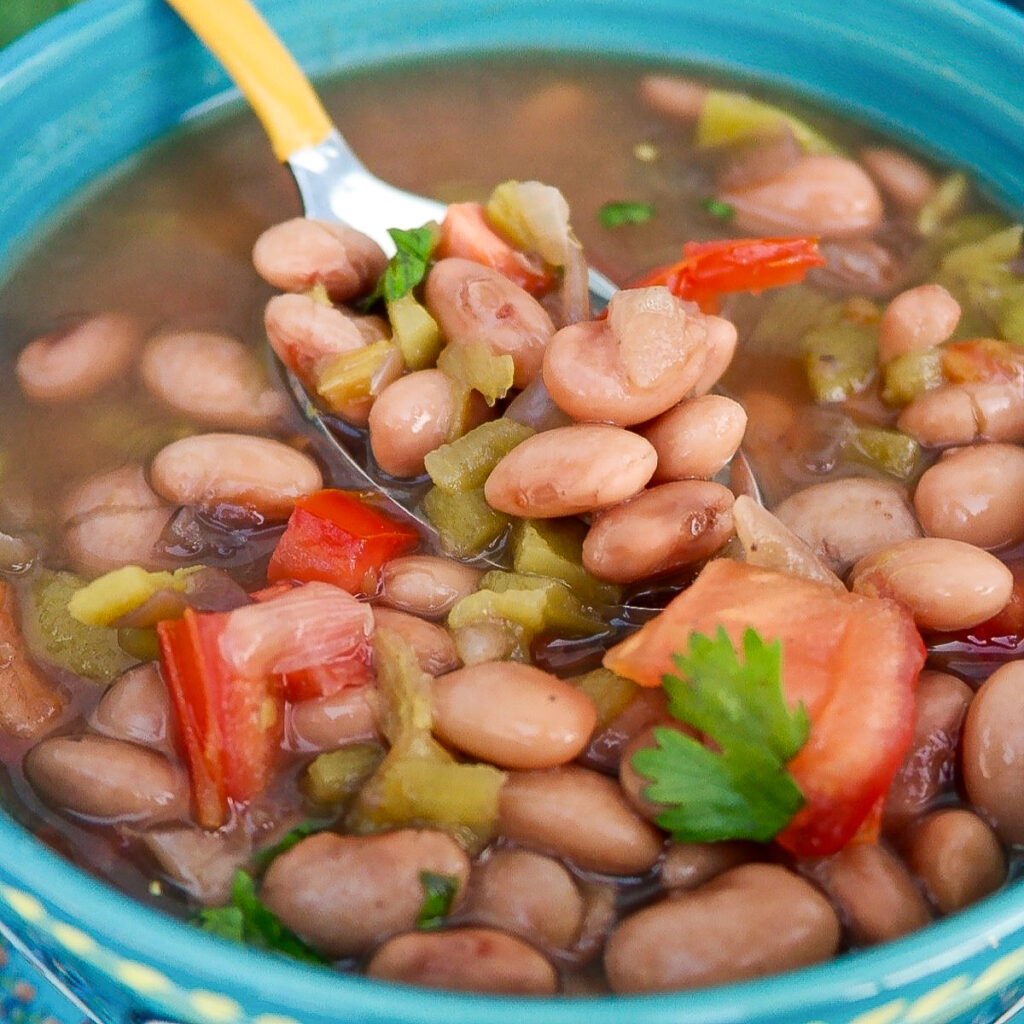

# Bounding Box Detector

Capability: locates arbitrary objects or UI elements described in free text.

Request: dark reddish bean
[90,663,172,751]
[642,395,747,482]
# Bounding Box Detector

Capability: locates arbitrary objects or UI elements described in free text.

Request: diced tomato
[631,236,825,313]
[437,202,554,294]
[604,559,924,857]
[942,338,1024,385]
[281,654,375,703]
[157,609,283,829]
[267,490,419,595]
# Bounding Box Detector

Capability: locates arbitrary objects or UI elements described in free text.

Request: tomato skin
[604,559,924,857]
[267,490,419,596]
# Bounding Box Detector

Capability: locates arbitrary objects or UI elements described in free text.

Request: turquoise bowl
[2,1,1024,1022]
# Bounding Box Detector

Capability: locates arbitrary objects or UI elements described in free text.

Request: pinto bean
[582,480,735,584]
[813,238,909,299]
[425,257,555,388]
[963,661,1024,843]
[285,685,378,752]
[61,464,172,575]
[368,369,488,478]
[140,824,250,905]
[639,74,708,119]
[140,330,286,431]
[849,537,1013,632]
[801,842,930,945]
[604,864,840,993]
[24,734,187,824]
[718,155,884,239]
[774,477,921,577]
[464,849,586,952]
[150,433,322,519]
[90,663,172,750]
[259,829,470,957]
[642,395,747,482]
[619,726,672,821]
[264,291,376,374]
[373,607,459,676]
[859,147,937,210]
[432,662,596,769]
[498,765,663,875]
[883,670,973,834]
[581,687,669,773]
[15,314,140,403]
[690,315,738,396]
[914,443,1024,550]
[661,841,755,892]
[484,424,656,518]
[904,809,1005,914]
[542,290,708,426]
[898,380,1024,447]
[878,284,960,365]
[0,582,64,739]
[378,555,482,620]
[367,928,558,995]
[252,218,388,301]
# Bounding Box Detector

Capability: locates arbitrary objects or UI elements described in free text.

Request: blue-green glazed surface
[2,1,1024,1022]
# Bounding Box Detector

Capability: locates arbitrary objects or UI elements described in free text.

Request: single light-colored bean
[432,662,597,769]
[774,477,921,577]
[90,663,172,751]
[140,330,287,431]
[898,380,1024,447]
[378,555,482,620]
[425,257,555,388]
[140,824,250,905]
[813,238,908,299]
[878,284,960,366]
[904,808,1005,915]
[639,74,708,119]
[859,147,937,210]
[264,291,371,375]
[252,218,388,301]
[61,464,172,575]
[801,842,930,945]
[642,395,747,482]
[24,734,188,824]
[368,369,488,479]
[484,424,657,519]
[690,315,738,396]
[498,765,663,875]
[962,661,1024,843]
[463,849,586,952]
[542,291,708,427]
[849,536,1013,632]
[366,927,558,995]
[604,863,840,993]
[719,155,884,239]
[914,443,1024,550]
[582,480,735,584]
[15,314,139,403]
[150,433,322,519]
[373,607,459,676]
[259,829,470,957]
[883,669,973,835]
[285,685,378,752]
[660,841,755,892]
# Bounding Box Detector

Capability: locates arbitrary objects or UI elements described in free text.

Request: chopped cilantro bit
[416,871,459,930]
[362,223,440,308]
[251,821,326,871]
[195,870,328,965]
[631,627,809,843]
[701,196,736,221]
[598,200,655,229]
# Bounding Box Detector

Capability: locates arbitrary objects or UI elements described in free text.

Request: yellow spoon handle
[165,0,333,161]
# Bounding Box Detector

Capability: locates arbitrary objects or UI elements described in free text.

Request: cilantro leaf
[598,200,655,229]
[631,627,809,843]
[251,820,326,872]
[196,904,245,943]
[362,223,440,308]
[416,871,459,931]
[701,196,736,221]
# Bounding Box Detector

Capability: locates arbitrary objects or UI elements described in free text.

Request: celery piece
[937,224,1024,326]
[422,486,510,558]
[387,293,442,371]
[747,284,835,357]
[22,571,136,683]
[424,419,534,492]
[315,339,399,407]
[569,667,639,730]
[68,565,202,627]
[476,571,606,635]
[437,342,516,407]
[842,426,921,481]
[696,89,840,156]
[374,627,435,751]
[803,319,877,403]
[117,627,161,663]
[880,348,945,406]
[512,518,622,608]
[916,171,970,237]
[448,586,550,635]
[301,743,385,806]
